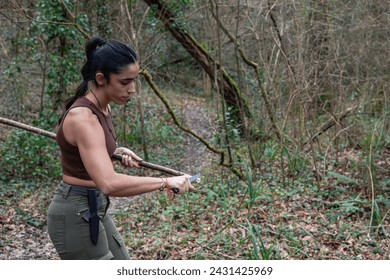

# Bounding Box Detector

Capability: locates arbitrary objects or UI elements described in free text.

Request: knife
[189,173,201,183]
[172,173,201,194]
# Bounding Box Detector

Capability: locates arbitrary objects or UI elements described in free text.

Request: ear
[95,72,106,86]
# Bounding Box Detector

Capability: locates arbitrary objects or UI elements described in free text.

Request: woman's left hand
[114,147,142,168]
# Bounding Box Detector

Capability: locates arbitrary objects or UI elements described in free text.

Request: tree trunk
[143,0,252,129]
[307,0,330,114]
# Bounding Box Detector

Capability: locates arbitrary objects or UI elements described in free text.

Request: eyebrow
[120,74,139,81]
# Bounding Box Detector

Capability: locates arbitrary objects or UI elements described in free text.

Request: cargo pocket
[109,231,131,260]
[47,214,66,254]
[112,231,125,248]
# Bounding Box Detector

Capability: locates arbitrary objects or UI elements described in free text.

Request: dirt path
[110,97,216,213]
[0,97,215,260]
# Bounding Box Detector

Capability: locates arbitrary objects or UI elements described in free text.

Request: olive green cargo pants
[47,182,130,260]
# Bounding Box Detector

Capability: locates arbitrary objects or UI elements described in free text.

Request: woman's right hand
[166,175,195,194]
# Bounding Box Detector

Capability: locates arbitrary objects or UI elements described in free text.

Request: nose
[127,81,136,93]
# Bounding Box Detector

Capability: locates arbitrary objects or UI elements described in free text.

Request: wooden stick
[0,117,56,140]
[112,154,184,176]
[0,117,186,176]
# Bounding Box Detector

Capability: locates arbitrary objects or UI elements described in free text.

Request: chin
[116,98,128,105]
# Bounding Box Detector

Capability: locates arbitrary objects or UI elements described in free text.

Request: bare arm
[64,108,193,197]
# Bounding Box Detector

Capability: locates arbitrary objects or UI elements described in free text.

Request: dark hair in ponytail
[59,36,138,123]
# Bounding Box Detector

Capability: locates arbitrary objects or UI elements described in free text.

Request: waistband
[59,181,102,196]
[58,181,108,246]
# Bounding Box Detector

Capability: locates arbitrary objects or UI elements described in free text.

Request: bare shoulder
[63,107,102,145]
[66,107,100,128]
[67,106,95,120]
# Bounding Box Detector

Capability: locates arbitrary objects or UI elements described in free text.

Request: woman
[47,36,194,260]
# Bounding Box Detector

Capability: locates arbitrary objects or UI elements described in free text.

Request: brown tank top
[56,96,117,180]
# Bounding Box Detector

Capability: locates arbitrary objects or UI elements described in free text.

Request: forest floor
[1,94,389,260]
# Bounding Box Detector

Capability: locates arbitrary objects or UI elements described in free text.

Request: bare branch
[140,69,226,162]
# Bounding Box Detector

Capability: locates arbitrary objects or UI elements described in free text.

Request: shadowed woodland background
[0,0,389,260]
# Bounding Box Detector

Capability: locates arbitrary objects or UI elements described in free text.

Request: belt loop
[61,182,71,199]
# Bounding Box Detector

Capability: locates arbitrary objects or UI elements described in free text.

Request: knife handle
[172,188,179,194]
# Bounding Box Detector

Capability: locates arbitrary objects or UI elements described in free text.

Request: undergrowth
[115,149,389,260]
